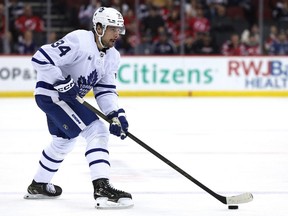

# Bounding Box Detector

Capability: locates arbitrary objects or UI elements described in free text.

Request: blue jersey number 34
[51,40,71,57]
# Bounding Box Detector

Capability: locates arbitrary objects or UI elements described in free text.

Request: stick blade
[226,192,253,205]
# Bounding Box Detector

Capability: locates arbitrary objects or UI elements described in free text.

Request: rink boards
[1,55,288,97]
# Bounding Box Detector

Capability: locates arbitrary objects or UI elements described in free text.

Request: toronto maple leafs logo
[77,69,98,97]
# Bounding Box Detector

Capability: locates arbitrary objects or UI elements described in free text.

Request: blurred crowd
[1,0,288,55]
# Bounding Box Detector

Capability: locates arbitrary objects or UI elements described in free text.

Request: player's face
[102,26,121,48]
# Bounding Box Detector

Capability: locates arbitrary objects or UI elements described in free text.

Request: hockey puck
[228,205,239,210]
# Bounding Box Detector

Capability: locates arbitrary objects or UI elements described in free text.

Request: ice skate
[93,178,133,209]
[24,180,62,199]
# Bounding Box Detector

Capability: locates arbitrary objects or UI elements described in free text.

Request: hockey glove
[53,75,79,104]
[107,108,128,140]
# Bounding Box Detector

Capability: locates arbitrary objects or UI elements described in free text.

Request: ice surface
[1,97,288,216]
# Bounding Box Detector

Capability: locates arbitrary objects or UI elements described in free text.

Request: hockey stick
[76,96,253,205]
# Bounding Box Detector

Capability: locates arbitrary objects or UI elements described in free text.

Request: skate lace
[46,183,56,194]
[106,181,124,193]
[99,179,125,197]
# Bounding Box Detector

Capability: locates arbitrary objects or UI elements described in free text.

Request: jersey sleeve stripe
[36,81,56,90]
[95,84,116,89]
[95,90,117,98]
[32,57,50,65]
[38,48,55,65]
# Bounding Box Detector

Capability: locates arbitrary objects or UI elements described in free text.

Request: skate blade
[95,197,134,209]
[24,193,60,199]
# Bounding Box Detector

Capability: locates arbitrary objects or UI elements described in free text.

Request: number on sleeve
[51,39,71,57]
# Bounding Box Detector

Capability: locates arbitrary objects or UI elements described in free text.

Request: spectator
[264,24,278,54]
[78,0,100,30]
[158,0,173,22]
[116,34,140,54]
[166,5,181,47]
[188,6,210,38]
[191,32,219,55]
[135,32,153,54]
[272,0,288,29]
[123,8,137,35]
[241,23,260,45]
[8,0,24,45]
[140,6,165,41]
[185,0,199,18]
[119,8,139,53]
[269,30,288,55]
[17,30,36,54]
[14,4,44,47]
[243,33,260,55]
[137,0,154,19]
[272,0,288,21]
[110,0,129,16]
[15,4,44,33]
[0,4,15,54]
[152,29,177,55]
[228,0,255,25]
[210,4,234,46]
[239,0,255,26]
[0,3,6,53]
[205,0,228,20]
[8,0,24,19]
[221,33,246,55]
[184,35,195,54]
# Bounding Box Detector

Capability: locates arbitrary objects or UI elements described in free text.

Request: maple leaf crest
[76,69,98,97]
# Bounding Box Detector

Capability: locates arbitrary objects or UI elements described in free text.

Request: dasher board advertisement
[0,55,287,97]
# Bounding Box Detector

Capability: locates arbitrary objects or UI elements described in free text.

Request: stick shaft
[77,97,226,204]
[126,131,227,204]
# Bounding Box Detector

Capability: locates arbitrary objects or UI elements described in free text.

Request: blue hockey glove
[107,108,128,140]
[53,75,79,103]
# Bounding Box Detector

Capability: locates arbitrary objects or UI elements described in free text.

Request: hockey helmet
[92,7,125,35]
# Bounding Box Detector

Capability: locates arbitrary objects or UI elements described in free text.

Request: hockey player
[24,7,133,209]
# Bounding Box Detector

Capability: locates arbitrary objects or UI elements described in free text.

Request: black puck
[228,205,239,210]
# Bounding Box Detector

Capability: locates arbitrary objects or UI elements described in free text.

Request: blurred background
[1,3,288,215]
[0,0,287,56]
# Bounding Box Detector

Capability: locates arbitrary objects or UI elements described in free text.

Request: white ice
[1,97,288,216]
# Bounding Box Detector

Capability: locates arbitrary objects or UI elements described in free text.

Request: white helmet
[92,7,125,35]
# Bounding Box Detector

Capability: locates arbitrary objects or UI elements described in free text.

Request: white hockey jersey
[31,30,120,114]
